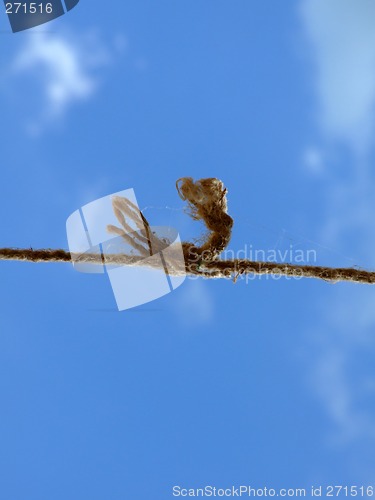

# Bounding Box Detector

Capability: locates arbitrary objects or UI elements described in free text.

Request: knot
[177,177,234,268]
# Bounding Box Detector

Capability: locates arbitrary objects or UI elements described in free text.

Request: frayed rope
[1,177,375,285]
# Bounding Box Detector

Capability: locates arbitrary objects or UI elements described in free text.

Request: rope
[1,177,374,285]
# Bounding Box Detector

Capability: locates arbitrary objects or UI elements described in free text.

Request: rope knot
[177,177,233,270]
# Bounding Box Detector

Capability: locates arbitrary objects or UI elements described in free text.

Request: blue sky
[1,1,375,498]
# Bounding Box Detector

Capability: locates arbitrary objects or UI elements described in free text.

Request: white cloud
[172,278,215,328]
[301,0,375,154]
[303,146,325,174]
[9,30,112,133]
[312,349,362,442]
[300,0,375,455]
[309,307,375,445]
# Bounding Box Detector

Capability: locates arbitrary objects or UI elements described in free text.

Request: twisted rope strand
[0,248,374,284]
[1,177,374,285]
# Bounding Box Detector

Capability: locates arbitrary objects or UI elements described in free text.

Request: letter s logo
[4,0,80,33]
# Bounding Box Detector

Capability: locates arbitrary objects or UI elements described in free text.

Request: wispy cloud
[302,146,325,174]
[308,297,375,445]
[8,30,117,134]
[301,0,375,154]
[172,278,215,328]
[300,0,375,458]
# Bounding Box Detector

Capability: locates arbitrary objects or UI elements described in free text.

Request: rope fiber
[1,177,374,285]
